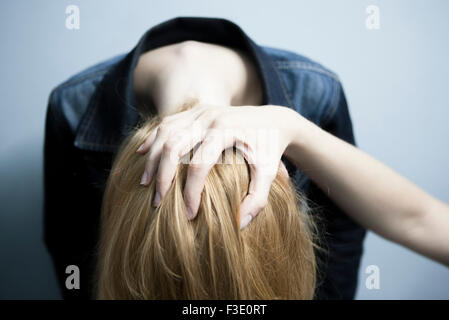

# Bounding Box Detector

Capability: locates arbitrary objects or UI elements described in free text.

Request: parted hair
[96,115,317,299]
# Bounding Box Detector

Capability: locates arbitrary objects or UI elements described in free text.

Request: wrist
[283,109,322,162]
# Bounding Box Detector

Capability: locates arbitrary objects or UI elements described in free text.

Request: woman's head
[96,116,317,299]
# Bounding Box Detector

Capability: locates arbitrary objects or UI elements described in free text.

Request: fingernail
[240,215,252,230]
[137,143,144,153]
[153,192,161,207]
[140,172,148,185]
[187,207,193,220]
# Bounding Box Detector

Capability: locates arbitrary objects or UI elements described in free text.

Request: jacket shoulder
[262,46,343,126]
[48,54,125,133]
[262,46,339,80]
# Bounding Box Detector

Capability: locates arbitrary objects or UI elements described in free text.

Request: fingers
[153,140,182,206]
[139,111,204,185]
[136,105,282,230]
[137,126,158,154]
[140,106,215,208]
[140,138,164,186]
[136,106,206,154]
[184,132,234,219]
[239,164,276,230]
[153,130,205,206]
[140,126,178,186]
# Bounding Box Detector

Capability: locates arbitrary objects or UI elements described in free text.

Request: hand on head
[136,103,298,229]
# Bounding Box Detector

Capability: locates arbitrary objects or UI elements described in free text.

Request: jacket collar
[74,17,292,153]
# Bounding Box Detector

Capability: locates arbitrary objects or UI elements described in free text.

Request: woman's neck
[133,40,263,116]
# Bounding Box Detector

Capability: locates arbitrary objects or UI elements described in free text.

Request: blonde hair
[96,116,317,299]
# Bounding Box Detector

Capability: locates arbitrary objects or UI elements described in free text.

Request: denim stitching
[255,51,271,103]
[274,61,340,81]
[321,78,341,127]
[77,91,100,147]
[271,61,294,108]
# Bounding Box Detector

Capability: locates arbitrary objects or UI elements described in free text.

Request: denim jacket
[44,17,365,299]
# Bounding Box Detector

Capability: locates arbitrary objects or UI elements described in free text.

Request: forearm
[284,113,449,265]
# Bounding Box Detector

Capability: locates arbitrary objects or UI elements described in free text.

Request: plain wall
[0,0,448,299]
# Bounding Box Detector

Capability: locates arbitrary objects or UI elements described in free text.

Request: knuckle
[167,135,183,148]
[155,174,168,185]
[158,123,171,134]
[147,153,158,167]
[202,107,215,117]
[183,187,194,200]
[189,162,204,172]
[211,118,225,128]
[188,162,206,176]
[199,115,213,127]
[162,141,175,154]
[144,161,154,174]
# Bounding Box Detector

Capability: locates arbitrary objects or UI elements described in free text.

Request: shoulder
[47,54,125,134]
[262,46,339,80]
[262,46,344,126]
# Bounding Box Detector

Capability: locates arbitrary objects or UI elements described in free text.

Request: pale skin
[133,40,449,266]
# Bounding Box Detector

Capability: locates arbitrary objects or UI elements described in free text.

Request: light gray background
[1,0,448,299]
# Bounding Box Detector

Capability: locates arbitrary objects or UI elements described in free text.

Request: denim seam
[274,61,340,81]
[76,96,119,151]
[76,92,100,147]
[255,51,271,103]
[271,60,294,108]
[321,79,341,127]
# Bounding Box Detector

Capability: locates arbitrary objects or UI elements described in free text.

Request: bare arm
[138,97,449,266]
[285,115,449,266]
[134,42,449,265]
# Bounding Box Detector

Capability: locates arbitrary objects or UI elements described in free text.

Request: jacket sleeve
[309,81,367,300]
[43,91,100,299]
